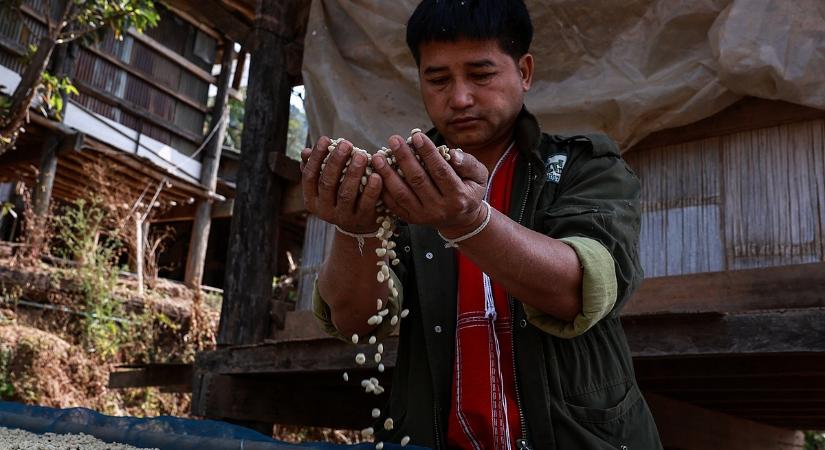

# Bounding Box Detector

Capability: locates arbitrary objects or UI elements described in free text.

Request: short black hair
[406,0,534,65]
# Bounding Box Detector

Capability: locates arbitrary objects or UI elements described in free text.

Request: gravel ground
[0,427,158,450]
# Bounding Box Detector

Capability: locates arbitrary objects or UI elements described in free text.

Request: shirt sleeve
[536,136,643,318]
[312,269,405,342]
[522,236,617,338]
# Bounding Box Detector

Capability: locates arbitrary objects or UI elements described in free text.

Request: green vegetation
[0,346,14,399]
[807,431,825,450]
[52,198,125,358]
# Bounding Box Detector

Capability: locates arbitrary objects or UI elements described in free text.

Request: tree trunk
[0,0,71,155]
[0,37,57,154]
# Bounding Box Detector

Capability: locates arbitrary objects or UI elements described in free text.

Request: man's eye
[472,72,495,81]
[428,78,449,86]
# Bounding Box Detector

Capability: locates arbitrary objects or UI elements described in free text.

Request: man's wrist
[438,202,489,240]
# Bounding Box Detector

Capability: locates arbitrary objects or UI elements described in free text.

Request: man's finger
[356,173,383,219]
[390,135,441,203]
[448,148,488,185]
[410,132,463,196]
[372,151,423,213]
[337,150,367,213]
[301,137,331,213]
[318,140,352,214]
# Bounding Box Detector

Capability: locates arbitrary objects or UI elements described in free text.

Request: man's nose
[448,80,474,110]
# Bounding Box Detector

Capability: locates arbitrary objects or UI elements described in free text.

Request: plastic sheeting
[303,0,825,151]
[0,401,423,450]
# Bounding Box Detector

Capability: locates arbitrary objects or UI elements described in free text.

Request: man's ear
[518,53,534,91]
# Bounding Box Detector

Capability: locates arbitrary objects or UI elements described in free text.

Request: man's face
[417,39,533,152]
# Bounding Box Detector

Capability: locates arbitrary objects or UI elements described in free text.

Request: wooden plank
[624,262,825,316]
[645,393,805,450]
[169,0,251,44]
[197,335,399,375]
[632,97,825,150]
[622,308,825,357]
[108,363,192,389]
[634,353,825,381]
[195,372,386,429]
[160,3,223,41]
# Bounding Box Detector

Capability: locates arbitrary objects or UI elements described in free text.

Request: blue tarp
[0,401,426,450]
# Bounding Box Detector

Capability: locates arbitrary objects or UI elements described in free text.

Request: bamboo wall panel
[75,46,207,149]
[0,8,45,74]
[627,118,825,278]
[296,215,334,312]
[625,138,725,278]
[722,120,824,270]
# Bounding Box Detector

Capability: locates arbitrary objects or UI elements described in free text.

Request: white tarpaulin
[302,0,825,152]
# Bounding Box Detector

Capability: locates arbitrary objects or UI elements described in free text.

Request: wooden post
[217,0,301,346]
[135,212,145,296]
[32,135,59,217]
[31,42,76,217]
[183,39,236,289]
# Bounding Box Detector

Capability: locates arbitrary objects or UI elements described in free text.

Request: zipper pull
[516,439,532,450]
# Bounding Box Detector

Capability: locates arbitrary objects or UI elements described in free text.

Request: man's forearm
[442,208,584,322]
[317,231,390,335]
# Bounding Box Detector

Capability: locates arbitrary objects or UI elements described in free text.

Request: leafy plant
[0,347,15,399]
[807,431,825,450]
[52,198,125,359]
[36,72,79,121]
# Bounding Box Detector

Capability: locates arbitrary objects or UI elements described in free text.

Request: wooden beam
[81,138,207,201]
[630,97,825,151]
[168,0,251,44]
[622,308,825,357]
[195,372,385,429]
[153,198,234,223]
[159,3,223,41]
[231,51,247,90]
[108,363,192,390]
[623,263,825,316]
[218,0,303,346]
[185,39,235,288]
[32,135,60,216]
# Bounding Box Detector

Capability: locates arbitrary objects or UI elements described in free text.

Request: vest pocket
[564,382,641,424]
[560,382,662,449]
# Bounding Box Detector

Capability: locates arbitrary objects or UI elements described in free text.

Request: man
[301,0,662,448]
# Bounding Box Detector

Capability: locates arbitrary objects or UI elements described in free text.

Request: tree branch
[57,11,132,43]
